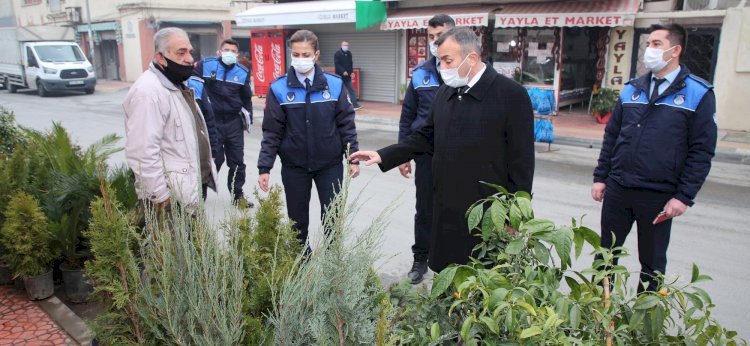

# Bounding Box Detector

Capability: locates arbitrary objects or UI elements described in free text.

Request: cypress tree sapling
[0,191,55,279]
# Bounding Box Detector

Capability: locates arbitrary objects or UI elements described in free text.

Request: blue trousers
[281,162,343,243]
[214,114,246,198]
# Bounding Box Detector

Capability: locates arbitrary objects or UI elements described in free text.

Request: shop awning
[380,5,498,31]
[494,0,639,28]
[235,0,356,27]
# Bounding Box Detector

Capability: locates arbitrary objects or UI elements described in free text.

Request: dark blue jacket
[594,65,717,206]
[187,76,220,157]
[399,57,442,142]
[258,65,358,173]
[192,57,253,117]
[334,48,353,80]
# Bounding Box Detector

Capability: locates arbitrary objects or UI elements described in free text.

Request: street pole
[85,0,94,62]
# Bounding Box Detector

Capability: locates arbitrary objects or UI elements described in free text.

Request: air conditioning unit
[683,0,738,10]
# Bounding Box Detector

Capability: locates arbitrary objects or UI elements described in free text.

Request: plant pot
[60,263,93,303]
[0,264,12,285]
[23,270,54,300]
[14,277,25,290]
[595,112,612,124]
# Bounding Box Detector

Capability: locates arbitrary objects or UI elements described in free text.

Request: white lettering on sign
[271,42,283,80]
[381,14,488,30]
[496,14,631,28]
[254,43,265,83]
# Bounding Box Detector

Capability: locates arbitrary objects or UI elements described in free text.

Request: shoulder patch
[687,74,713,89]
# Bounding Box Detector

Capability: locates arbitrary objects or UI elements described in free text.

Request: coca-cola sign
[271,42,283,80]
[254,43,265,83]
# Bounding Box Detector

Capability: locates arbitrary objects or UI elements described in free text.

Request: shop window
[406,28,428,79]
[492,28,556,86]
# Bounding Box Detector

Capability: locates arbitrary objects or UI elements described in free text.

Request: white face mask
[291,57,315,74]
[439,55,471,88]
[643,46,675,73]
[221,51,237,65]
[341,45,349,52]
[429,41,438,57]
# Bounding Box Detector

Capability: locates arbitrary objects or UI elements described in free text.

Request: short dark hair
[428,14,455,29]
[221,38,239,49]
[290,29,319,51]
[435,27,480,56]
[649,23,687,50]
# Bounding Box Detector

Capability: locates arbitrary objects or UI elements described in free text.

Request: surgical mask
[158,55,193,84]
[439,55,471,88]
[341,46,349,52]
[643,46,675,73]
[292,57,315,74]
[429,41,438,57]
[221,51,238,65]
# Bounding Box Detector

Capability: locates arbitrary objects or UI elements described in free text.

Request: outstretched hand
[349,151,382,166]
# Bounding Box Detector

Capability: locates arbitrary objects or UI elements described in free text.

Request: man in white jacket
[124,27,217,210]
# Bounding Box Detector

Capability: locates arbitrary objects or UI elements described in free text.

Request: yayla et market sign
[380,13,489,30]
[495,13,635,28]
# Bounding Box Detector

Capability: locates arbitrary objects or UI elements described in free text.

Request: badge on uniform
[233,76,239,82]
[631,92,640,101]
[423,76,430,85]
[286,92,295,102]
[674,94,685,105]
[322,90,331,100]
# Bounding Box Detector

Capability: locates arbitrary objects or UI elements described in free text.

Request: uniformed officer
[398,14,454,284]
[192,38,254,207]
[592,23,717,292]
[258,29,359,249]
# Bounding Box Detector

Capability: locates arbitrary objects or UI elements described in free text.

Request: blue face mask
[341,46,349,52]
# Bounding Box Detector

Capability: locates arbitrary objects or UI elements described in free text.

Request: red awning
[380,5,499,31]
[494,0,639,28]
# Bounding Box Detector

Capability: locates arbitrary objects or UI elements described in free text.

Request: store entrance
[559,27,606,112]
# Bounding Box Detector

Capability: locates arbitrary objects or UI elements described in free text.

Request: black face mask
[157,54,193,84]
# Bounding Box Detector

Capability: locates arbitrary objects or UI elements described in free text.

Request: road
[2,89,749,337]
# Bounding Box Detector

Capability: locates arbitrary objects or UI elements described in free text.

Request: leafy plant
[85,177,145,345]
[26,123,121,268]
[590,87,620,116]
[396,186,746,345]
[236,186,302,345]
[268,173,394,345]
[0,106,26,157]
[0,191,56,278]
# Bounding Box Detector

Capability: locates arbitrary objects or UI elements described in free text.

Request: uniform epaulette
[687,74,713,89]
[625,77,638,85]
[324,71,342,80]
[234,63,249,73]
[203,57,218,63]
[272,75,287,84]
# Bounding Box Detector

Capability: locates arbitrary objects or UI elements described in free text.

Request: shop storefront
[77,22,124,81]
[493,0,639,114]
[236,0,399,103]
[379,6,496,82]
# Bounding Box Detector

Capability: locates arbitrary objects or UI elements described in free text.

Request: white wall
[714,6,750,131]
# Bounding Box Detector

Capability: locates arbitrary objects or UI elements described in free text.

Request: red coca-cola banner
[251,29,286,97]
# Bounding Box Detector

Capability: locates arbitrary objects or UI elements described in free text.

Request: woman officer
[257,29,359,249]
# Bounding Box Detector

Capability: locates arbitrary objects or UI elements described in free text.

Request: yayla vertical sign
[605,27,633,91]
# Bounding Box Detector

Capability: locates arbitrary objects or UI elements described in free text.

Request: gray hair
[154,27,188,54]
[435,27,481,57]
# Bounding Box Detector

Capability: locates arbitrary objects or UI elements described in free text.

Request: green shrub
[0,106,26,157]
[590,87,620,116]
[268,174,395,345]
[0,191,55,278]
[237,186,302,345]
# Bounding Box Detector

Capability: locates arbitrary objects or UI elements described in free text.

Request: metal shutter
[317,32,398,103]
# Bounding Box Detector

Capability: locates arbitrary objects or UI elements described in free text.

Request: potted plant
[0,191,57,300]
[590,87,620,124]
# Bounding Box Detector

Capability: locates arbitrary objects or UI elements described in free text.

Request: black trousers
[599,178,673,292]
[412,154,433,260]
[214,114,246,198]
[281,162,343,244]
[342,77,359,106]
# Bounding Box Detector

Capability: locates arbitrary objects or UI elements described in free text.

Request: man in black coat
[334,40,361,110]
[350,27,535,272]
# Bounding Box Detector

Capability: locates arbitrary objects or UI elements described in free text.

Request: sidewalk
[0,287,77,345]
[279,99,748,165]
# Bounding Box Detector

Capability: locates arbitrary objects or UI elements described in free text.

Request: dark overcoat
[378,64,535,272]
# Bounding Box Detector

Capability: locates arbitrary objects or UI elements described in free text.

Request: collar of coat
[628,63,691,94]
[286,65,328,91]
[448,62,494,101]
[149,62,185,91]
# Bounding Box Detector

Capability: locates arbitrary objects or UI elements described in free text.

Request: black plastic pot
[60,264,93,303]
[23,270,54,300]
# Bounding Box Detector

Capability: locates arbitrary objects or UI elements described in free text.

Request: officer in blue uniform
[258,30,359,248]
[398,14,454,284]
[192,38,254,206]
[592,24,717,292]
